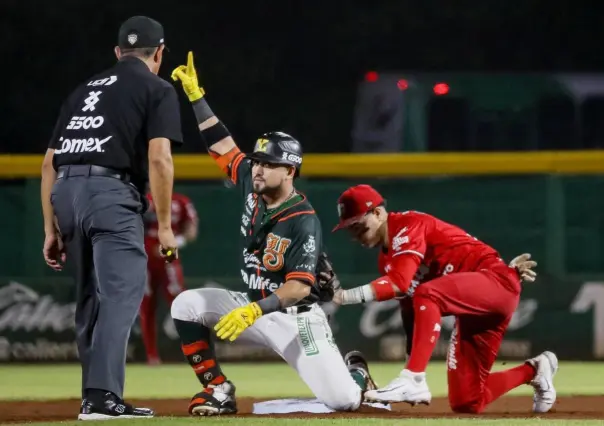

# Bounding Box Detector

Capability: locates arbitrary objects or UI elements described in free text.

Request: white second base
[252,398,392,414]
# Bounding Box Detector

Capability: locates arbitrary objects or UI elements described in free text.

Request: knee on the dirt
[450,399,485,414]
[320,387,363,412]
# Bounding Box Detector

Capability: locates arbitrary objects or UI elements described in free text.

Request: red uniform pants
[139,259,185,362]
[406,263,536,413]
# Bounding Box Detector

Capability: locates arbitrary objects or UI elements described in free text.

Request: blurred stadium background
[1,2,603,369]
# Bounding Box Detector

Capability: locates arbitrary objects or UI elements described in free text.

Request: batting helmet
[247,131,303,177]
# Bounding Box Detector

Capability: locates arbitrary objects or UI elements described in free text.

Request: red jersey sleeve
[372,213,428,298]
[381,254,421,295]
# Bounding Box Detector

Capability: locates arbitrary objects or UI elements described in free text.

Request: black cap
[117,16,166,49]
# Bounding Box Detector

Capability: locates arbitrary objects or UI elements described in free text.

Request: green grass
[15,420,604,426]
[1,361,603,425]
[0,361,600,401]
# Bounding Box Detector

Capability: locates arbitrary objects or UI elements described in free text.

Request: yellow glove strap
[188,87,205,102]
[249,302,263,319]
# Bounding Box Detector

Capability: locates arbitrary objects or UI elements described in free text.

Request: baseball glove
[316,252,341,302]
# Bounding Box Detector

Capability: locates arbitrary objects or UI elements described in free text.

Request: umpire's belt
[280,305,312,315]
[57,165,130,182]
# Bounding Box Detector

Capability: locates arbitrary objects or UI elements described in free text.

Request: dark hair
[119,47,157,58]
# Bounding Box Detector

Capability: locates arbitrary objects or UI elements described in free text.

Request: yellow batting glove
[214,302,263,342]
[171,51,205,102]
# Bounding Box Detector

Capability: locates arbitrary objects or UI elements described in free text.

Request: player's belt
[280,305,312,315]
[57,165,130,182]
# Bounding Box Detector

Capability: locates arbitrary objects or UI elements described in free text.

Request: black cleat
[188,380,237,416]
[78,392,154,420]
[345,350,378,391]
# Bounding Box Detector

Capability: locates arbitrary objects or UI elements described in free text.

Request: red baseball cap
[332,184,385,232]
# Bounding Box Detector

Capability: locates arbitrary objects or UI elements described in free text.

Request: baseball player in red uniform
[141,191,199,365]
[331,184,557,414]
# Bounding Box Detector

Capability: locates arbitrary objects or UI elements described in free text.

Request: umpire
[40,16,182,420]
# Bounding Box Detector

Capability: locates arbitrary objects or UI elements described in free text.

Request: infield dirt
[1,395,603,423]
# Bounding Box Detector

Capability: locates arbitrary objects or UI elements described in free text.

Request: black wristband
[256,293,282,315]
[200,121,231,147]
[192,98,215,124]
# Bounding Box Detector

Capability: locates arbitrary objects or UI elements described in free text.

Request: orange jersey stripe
[286,272,316,284]
[278,210,315,222]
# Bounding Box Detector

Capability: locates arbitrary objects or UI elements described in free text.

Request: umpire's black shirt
[48,56,182,193]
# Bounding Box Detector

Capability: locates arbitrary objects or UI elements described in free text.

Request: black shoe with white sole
[188,380,238,416]
[78,392,154,420]
[345,350,378,392]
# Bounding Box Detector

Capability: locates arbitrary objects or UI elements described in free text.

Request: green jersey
[221,150,323,305]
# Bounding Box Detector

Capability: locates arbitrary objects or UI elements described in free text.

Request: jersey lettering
[263,233,292,272]
[241,270,282,292]
[54,136,112,154]
[66,116,105,130]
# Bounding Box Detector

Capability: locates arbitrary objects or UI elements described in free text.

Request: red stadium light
[365,71,379,83]
[433,83,449,95]
[397,79,409,91]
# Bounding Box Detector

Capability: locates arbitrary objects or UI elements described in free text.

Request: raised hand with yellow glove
[171,51,205,102]
[171,51,220,127]
[214,302,264,342]
[170,51,235,154]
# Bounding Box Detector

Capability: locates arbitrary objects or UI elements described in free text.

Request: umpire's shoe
[345,350,378,392]
[189,380,237,416]
[78,392,154,420]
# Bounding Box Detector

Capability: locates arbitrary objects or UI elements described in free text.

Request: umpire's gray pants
[51,166,147,399]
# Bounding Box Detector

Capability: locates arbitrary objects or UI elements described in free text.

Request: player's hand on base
[214,302,263,342]
[158,227,179,263]
[171,51,205,102]
[509,253,537,283]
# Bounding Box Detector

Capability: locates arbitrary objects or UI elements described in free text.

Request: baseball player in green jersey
[169,52,377,416]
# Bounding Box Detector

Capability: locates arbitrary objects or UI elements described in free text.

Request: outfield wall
[1,152,603,362]
[0,275,603,363]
